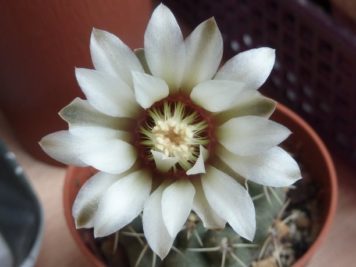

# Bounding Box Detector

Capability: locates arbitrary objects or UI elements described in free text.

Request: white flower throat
[140,100,209,171]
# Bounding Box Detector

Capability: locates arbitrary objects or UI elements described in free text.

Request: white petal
[144,4,185,91]
[201,166,256,241]
[217,116,291,156]
[75,68,139,117]
[215,47,275,91]
[132,71,169,109]
[134,48,151,74]
[217,146,302,187]
[59,97,134,131]
[40,131,137,174]
[151,150,179,173]
[192,178,226,229]
[181,18,223,91]
[190,80,246,112]
[143,183,174,259]
[90,28,143,86]
[60,98,133,142]
[186,145,207,175]
[79,138,137,174]
[39,131,86,166]
[214,93,276,124]
[72,172,119,228]
[162,179,195,238]
[94,170,152,237]
[69,126,131,143]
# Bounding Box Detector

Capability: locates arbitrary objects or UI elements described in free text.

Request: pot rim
[63,103,338,267]
[275,104,338,267]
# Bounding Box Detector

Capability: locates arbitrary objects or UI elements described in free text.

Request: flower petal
[162,179,195,238]
[59,97,134,131]
[192,178,226,229]
[75,68,139,117]
[40,130,137,173]
[186,145,208,175]
[201,166,256,241]
[60,98,133,142]
[190,80,246,112]
[39,131,86,166]
[94,170,152,237]
[151,150,179,173]
[134,48,151,74]
[181,18,223,91]
[144,4,185,91]
[217,146,302,187]
[132,71,169,109]
[214,93,276,125]
[69,126,131,143]
[143,183,174,259]
[90,28,143,86]
[217,116,291,156]
[73,172,119,228]
[215,47,275,91]
[79,138,137,174]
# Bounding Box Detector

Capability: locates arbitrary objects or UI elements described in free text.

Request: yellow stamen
[140,102,208,171]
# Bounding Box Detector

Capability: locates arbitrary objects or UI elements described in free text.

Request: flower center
[151,117,195,160]
[136,94,214,174]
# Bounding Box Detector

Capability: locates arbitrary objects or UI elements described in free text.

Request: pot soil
[63,103,337,267]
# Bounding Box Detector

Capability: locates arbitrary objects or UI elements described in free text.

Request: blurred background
[0,0,151,164]
[163,0,356,163]
[0,0,355,266]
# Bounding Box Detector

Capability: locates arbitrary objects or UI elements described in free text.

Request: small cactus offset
[119,182,286,267]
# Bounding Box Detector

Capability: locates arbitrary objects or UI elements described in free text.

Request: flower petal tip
[93,228,104,239]
[262,47,276,62]
[93,223,116,238]
[157,3,169,10]
[157,252,169,261]
[153,243,171,260]
[74,67,84,78]
[74,220,86,230]
[91,27,103,38]
[244,231,255,242]
[153,3,174,18]
[186,145,207,175]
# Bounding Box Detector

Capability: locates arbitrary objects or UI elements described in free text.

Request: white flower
[39,4,301,259]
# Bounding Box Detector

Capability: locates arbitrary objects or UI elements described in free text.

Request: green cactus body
[119,183,286,267]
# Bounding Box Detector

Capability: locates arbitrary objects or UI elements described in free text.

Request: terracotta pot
[63,104,338,267]
[0,0,151,164]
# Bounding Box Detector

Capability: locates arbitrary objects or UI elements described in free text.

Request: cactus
[117,182,286,267]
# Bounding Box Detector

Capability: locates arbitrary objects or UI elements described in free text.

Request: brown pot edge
[275,104,338,267]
